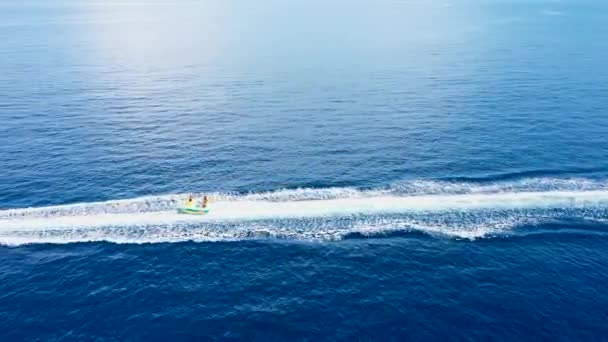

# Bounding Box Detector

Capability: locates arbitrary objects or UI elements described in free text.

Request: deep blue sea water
[1,0,608,340]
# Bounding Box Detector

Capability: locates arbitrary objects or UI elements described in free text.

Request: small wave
[1,177,608,245]
[542,9,564,16]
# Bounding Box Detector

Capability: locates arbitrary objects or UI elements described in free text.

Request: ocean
[1,0,608,340]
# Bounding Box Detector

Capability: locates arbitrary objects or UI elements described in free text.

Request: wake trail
[1,178,608,244]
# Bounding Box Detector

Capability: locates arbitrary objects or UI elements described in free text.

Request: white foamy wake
[1,178,608,245]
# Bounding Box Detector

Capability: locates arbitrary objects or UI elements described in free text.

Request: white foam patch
[1,178,608,245]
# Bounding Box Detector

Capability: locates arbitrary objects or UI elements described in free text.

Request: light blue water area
[1,0,608,340]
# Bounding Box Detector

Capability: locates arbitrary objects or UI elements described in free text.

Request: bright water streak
[1,179,608,244]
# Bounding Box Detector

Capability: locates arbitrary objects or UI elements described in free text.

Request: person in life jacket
[186,195,195,208]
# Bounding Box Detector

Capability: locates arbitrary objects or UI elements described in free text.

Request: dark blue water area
[1,232,608,341]
[2,0,608,340]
